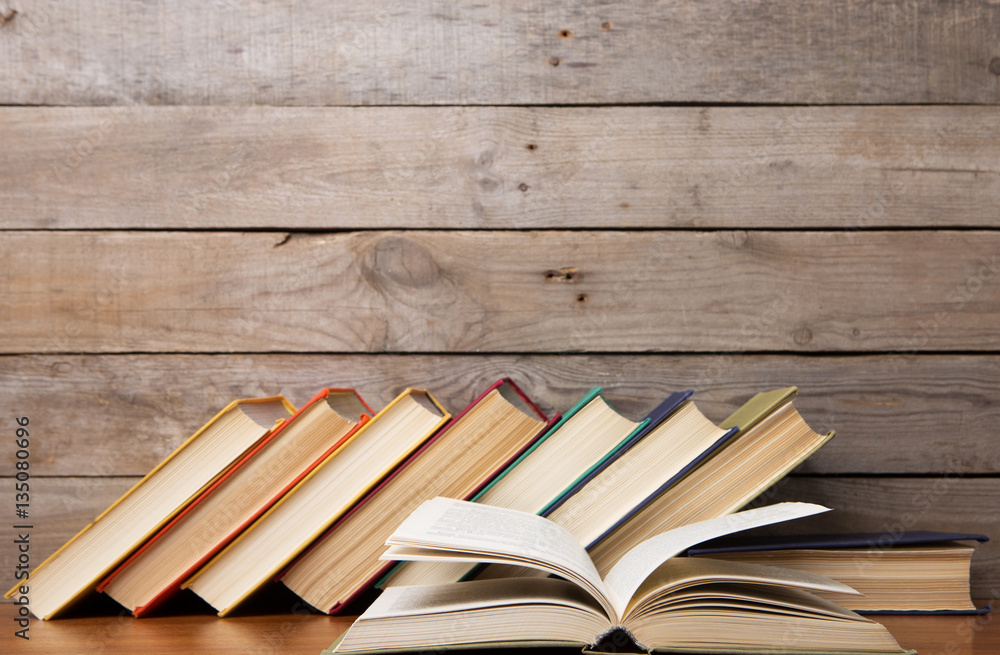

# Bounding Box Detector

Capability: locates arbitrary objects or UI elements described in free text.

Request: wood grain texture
[5,230,1000,354]
[877,611,1000,655]
[4,477,996,599]
[0,600,352,653]
[1,1,998,105]
[3,106,999,230]
[0,0,996,640]
[2,354,998,476]
[764,477,1000,599]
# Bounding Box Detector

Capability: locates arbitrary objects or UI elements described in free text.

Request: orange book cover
[181,388,451,616]
[97,389,373,617]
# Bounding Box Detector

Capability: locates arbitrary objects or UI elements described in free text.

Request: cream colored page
[385,497,612,616]
[602,502,830,618]
[381,545,585,571]
[375,577,605,618]
[335,579,610,653]
[626,557,860,619]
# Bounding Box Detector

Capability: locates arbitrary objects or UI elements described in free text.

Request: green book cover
[471,386,605,501]
[536,411,650,516]
[375,388,649,589]
[719,386,798,435]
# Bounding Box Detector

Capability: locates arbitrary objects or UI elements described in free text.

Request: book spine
[541,391,693,517]
[586,426,739,549]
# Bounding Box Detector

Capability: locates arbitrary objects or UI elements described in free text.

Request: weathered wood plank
[0,603,353,651]
[764,477,1000,599]
[1,1,997,105]
[2,106,998,230]
[4,477,995,598]
[2,354,998,476]
[4,230,1000,354]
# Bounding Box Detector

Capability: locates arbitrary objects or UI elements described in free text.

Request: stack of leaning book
[7,378,987,655]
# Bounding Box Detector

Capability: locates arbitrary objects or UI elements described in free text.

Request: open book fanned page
[328,498,912,655]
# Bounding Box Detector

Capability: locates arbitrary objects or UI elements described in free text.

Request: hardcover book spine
[586,426,739,549]
[541,390,694,517]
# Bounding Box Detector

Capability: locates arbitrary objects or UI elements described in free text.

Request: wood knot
[544,267,579,283]
[1,8,17,26]
[549,56,561,67]
[559,29,571,38]
[518,183,529,192]
[476,149,496,168]
[526,143,538,151]
[601,21,612,30]
[792,326,813,346]
[477,176,502,193]
[718,230,750,249]
[365,237,440,290]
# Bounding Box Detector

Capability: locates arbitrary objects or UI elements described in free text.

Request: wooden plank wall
[1,0,998,598]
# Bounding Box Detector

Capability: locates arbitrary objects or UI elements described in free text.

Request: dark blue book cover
[541,390,694,518]
[689,530,990,615]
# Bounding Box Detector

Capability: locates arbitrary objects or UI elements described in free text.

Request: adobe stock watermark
[853,455,967,576]
[49,78,161,184]
[12,416,31,640]
[927,588,999,655]
[47,262,130,352]
[186,111,291,215]
[337,2,404,56]
[851,125,961,231]
[894,253,1000,363]
[876,0,919,42]
[242,601,315,655]
[697,288,796,388]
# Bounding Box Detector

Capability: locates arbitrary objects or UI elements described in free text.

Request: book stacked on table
[7,397,295,620]
[100,388,378,616]
[687,530,989,614]
[7,377,987,655]
[326,498,917,655]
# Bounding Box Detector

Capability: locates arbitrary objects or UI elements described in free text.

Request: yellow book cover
[6,396,294,619]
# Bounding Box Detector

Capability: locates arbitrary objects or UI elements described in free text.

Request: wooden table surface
[3,602,997,655]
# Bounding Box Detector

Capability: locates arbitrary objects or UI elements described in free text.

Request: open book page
[636,582,865,621]
[334,578,612,653]
[625,556,860,619]
[383,497,614,617]
[368,577,607,619]
[602,502,829,618]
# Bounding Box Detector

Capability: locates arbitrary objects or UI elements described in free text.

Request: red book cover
[98,388,374,617]
[276,377,559,614]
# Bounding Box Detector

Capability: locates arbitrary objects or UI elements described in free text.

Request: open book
[329,498,912,655]
[689,531,989,614]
